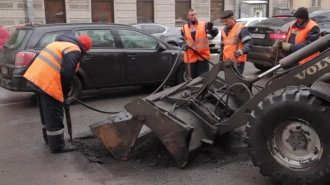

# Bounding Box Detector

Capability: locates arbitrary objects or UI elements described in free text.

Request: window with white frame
[311,0,321,7]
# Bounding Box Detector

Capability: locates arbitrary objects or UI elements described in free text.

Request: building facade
[0,0,291,29]
[293,0,330,11]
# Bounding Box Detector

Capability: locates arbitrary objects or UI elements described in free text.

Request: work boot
[51,142,77,153]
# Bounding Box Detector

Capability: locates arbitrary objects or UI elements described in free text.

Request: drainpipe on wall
[235,0,240,18]
[27,0,35,24]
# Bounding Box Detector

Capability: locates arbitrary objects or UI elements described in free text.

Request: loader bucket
[89,62,249,167]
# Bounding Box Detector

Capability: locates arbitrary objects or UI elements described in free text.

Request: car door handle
[127,54,137,57]
[84,55,93,60]
[127,54,138,59]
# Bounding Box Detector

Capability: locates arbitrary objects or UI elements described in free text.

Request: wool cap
[78,35,92,51]
[294,7,309,19]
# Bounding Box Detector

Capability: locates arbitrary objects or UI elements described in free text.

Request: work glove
[272,40,283,49]
[182,45,189,51]
[235,50,243,57]
[281,42,291,51]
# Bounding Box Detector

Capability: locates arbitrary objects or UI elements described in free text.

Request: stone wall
[154,0,175,27]
[0,0,45,26]
[114,0,137,24]
[65,0,91,23]
[191,0,210,22]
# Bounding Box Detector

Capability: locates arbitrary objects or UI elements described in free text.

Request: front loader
[89,33,330,185]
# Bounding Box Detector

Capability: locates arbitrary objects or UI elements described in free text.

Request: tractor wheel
[68,76,82,100]
[176,64,189,84]
[245,86,330,185]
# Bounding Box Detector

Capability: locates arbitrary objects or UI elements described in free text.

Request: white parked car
[208,17,268,53]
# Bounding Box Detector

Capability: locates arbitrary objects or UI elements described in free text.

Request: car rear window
[35,31,66,48]
[4,29,28,49]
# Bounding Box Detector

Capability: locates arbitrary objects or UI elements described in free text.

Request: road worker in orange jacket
[24,34,92,153]
[181,8,219,79]
[272,7,320,66]
[219,10,253,75]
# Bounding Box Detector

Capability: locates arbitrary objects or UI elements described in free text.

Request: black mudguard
[310,79,330,103]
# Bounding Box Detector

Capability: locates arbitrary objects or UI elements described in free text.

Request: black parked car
[247,10,330,71]
[0,23,185,99]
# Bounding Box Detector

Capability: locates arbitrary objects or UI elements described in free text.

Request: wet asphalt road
[0,55,273,185]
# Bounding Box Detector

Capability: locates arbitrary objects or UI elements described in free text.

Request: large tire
[253,63,271,72]
[245,86,330,185]
[68,76,82,100]
[175,64,189,84]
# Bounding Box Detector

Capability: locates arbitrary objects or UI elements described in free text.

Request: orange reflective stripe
[63,46,80,54]
[37,54,61,72]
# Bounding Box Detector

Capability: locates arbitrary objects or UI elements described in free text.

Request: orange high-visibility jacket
[287,19,320,65]
[24,42,81,102]
[182,21,210,63]
[221,23,247,63]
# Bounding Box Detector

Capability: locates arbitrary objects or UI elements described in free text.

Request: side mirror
[157,42,167,51]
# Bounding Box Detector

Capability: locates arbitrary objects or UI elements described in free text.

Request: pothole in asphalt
[72,130,249,170]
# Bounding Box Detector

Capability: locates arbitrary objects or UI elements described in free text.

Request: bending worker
[181,8,219,79]
[272,7,320,66]
[24,34,92,153]
[219,10,253,75]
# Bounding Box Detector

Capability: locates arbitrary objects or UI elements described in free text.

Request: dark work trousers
[236,62,245,75]
[185,60,210,79]
[36,91,65,152]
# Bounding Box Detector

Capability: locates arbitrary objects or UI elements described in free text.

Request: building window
[311,0,321,6]
[45,0,66,23]
[137,0,154,23]
[91,0,114,23]
[211,0,223,26]
[175,0,191,27]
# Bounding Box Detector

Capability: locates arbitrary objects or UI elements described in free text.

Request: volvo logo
[294,56,330,80]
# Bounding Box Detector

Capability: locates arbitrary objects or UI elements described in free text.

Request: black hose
[68,45,212,114]
[265,64,301,86]
[71,97,121,114]
[214,83,253,115]
[150,45,184,95]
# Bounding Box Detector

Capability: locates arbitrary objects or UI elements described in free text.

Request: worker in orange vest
[181,8,219,79]
[272,7,320,66]
[219,10,253,75]
[24,34,92,153]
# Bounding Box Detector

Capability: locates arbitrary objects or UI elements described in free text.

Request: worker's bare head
[220,10,235,28]
[187,8,197,22]
[294,7,309,25]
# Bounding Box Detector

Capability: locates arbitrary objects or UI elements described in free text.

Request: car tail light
[15,51,36,68]
[269,32,287,40]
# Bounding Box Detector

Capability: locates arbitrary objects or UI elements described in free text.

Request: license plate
[1,67,8,75]
[251,33,265,39]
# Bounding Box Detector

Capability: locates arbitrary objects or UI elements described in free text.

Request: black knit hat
[294,7,309,19]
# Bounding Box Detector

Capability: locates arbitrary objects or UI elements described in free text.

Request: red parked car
[0,26,11,50]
